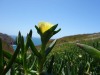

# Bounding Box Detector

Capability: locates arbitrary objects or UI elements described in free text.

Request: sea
[12,37,41,50]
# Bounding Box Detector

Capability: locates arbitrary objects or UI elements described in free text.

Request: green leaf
[53,28,61,35]
[20,36,27,71]
[45,39,57,56]
[28,36,41,58]
[26,34,30,50]
[17,31,22,45]
[47,55,54,74]
[77,43,100,60]
[29,29,32,38]
[21,36,24,53]
[2,44,20,75]
[26,29,33,50]
[3,50,21,64]
[35,25,42,35]
[29,57,37,70]
[43,24,58,36]
[47,24,58,32]
[3,50,12,59]
[0,39,4,73]
[58,60,64,74]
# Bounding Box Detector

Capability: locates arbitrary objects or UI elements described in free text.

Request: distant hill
[0,33,14,45]
[0,33,14,54]
[31,32,100,47]
[45,32,100,54]
[43,32,100,47]
[56,32,100,44]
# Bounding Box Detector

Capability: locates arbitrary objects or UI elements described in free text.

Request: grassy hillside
[46,33,100,75]
[44,32,100,52]
[35,32,100,75]
[51,36,100,55]
[1,32,100,75]
[56,32,100,44]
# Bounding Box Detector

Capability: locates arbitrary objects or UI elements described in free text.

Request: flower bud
[38,22,53,33]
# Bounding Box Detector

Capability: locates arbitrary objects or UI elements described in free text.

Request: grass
[45,37,100,75]
[1,32,100,75]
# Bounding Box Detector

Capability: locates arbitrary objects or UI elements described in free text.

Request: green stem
[41,44,46,56]
[38,44,46,74]
[38,57,46,74]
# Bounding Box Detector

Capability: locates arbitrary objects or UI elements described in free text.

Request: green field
[1,32,100,75]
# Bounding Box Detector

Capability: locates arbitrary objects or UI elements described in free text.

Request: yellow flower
[38,22,53,33]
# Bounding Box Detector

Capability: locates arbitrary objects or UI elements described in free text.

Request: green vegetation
[49,38,100,75]
[0,23,100,75]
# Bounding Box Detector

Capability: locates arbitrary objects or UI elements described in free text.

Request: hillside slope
[0,33,14,54]
[56,32,100,45]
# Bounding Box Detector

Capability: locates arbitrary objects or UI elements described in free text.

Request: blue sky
[0,0,100,38]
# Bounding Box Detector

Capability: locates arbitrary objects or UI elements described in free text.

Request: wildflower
[79,54,82,58]
[38,22,53,33]
[35,22,61,45]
